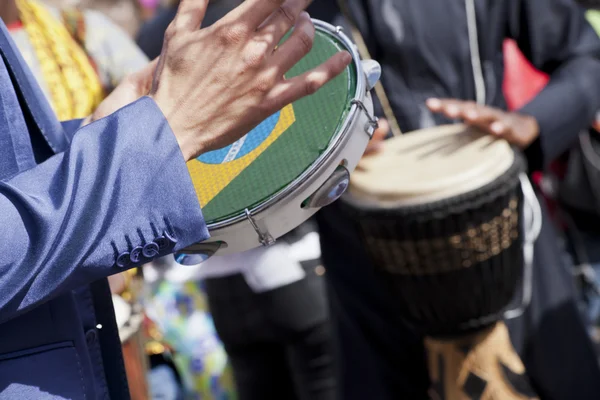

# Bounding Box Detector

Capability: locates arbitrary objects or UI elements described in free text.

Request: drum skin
[187,27,357,224]
[342,126,527,336]
[179,20,374,257]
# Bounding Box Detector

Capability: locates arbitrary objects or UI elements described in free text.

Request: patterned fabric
[9,1,148,119]
[15,0,104,120]
[144,280,237,399]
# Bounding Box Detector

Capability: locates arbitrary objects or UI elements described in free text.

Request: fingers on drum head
[268,51,351,109]
[223,0,288,31]
[256,0,312,50]
[270,13,314,73]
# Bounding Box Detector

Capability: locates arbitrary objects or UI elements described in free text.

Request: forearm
[509,0,600,168]
[518,57,600,169]
[0,97,208,324]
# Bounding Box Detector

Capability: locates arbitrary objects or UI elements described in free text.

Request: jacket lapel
[0,20,68,155]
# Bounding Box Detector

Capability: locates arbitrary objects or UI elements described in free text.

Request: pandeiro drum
[176,20,380,264]
[342,124,539,336]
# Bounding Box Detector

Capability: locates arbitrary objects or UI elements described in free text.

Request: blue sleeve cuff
[0,97,208,322]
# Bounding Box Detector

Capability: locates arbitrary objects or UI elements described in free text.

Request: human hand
[83,59,158,127]
[363,118,389,157]
[150,0,351,161]
[426,98,539,149]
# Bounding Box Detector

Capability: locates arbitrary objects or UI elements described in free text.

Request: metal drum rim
[205,19,366,230]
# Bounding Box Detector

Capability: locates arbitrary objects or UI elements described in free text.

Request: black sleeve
[135,7,178,60]
[507,0,600,170]
[309,0,385,118]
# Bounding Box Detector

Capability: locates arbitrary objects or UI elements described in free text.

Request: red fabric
[502,39,549,111]
[502,40,560,217]
[6,20,23,32]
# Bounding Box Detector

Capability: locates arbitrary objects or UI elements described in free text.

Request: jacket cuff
[80,96,209,270]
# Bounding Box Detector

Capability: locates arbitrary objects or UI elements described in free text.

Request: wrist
[148,95,205,162]
[524,114,540,143]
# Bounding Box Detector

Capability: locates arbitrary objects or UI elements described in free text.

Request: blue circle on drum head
[197,111,281,165]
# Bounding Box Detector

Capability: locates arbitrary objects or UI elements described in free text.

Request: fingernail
[491,121,505,134]
[427,98,441,109]
[341,51,352,64]
[446,105,459,116]
[465,110,478,120]
[301,17,315,38]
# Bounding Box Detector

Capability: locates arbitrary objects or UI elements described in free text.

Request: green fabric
[202,30,356,223]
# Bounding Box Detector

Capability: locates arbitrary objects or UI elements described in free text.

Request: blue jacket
[0,21,209,399]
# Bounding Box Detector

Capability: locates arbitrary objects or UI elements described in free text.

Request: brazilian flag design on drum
[187,29,356,223]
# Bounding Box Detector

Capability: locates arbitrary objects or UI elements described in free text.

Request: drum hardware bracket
[351,99,379,137]
[245,209,275,246]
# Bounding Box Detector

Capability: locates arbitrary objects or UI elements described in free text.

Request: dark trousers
[317,199,600,400]
[204,264,336,400]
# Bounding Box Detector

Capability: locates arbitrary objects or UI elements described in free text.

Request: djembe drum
[342,124,541,400]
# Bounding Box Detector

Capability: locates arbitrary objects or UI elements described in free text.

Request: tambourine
[175,20,380,264]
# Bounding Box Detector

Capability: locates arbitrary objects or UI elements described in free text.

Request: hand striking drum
[176,20,381,264]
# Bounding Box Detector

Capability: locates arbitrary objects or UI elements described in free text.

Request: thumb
[127,58,160,95]
[372,118,389,142]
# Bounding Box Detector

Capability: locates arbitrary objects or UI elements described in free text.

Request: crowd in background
[7,0,600,399]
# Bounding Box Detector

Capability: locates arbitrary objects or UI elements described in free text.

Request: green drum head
[187,26,357,224]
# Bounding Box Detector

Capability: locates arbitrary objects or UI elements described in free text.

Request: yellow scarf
[16,0,104,120]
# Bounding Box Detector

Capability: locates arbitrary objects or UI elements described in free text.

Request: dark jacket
[316,0,600,399]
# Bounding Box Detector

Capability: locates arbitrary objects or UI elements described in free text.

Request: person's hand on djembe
[84,0,351,160]
[426,98,540,149]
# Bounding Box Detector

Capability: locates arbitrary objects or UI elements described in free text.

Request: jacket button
[86,329,97,345]
[154,236,170,251]
[143,242,160,258]
[116,252,131,268]
[163,230,178,245]
[130,246,143,263]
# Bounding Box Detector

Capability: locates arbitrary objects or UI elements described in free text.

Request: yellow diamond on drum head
[187,104,295,211]
[186,28,357,224]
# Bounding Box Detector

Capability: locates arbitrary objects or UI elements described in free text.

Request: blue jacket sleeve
[0,97,209,324]
[61,119,84,141]
[508,0,600,169]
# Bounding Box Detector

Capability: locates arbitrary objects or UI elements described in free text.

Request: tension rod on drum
[244,209,275,247]
[351,99,378,137]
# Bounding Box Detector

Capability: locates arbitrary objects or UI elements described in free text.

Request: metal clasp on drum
[351,99,379,137]
[245,209,275,247]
